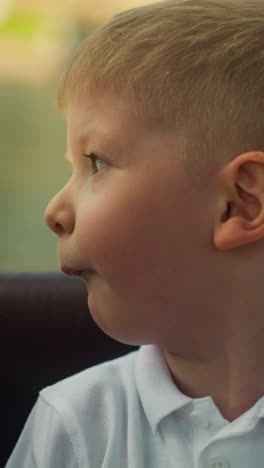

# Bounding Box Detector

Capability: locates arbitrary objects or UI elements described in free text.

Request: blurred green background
[0,0,152,272]
[0,80,66,271]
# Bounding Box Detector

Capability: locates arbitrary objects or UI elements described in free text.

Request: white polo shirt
[6,345,264,468]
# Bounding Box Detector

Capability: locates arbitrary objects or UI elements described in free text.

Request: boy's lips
[61,266,85,277]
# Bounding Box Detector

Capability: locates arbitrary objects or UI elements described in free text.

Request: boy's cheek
[75,203,159,287]
[76,220,146,285]
[73,179,197,292]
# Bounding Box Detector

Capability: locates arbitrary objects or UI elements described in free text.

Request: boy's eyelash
[82,152,98,162]
[82,152,107,173]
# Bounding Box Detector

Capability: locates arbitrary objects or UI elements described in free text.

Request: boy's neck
[163,338,264,422]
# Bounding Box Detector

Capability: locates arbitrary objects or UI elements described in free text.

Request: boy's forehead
[65,111,146,167]
[66,86,166,138]
[64,89,189,166]
[66,97,167,154]
[66,96,132,140]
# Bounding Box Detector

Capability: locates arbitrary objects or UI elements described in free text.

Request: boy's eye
[82,153,108,174]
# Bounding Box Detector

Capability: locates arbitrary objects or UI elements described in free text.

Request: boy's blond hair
[58,0,264,175]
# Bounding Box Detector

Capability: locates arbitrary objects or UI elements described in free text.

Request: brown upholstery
[1,272,137,466]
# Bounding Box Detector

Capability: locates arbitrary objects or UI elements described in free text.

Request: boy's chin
[87,293,147,346]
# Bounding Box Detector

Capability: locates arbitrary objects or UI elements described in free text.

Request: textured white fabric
[6,344,264,468]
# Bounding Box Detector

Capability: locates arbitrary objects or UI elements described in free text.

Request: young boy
[6,0,264,466]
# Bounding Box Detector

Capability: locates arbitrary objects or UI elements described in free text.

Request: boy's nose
[44,187,75,237]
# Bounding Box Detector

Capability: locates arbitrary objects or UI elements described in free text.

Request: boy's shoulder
[6,345,174,467]
[40,347,139,407]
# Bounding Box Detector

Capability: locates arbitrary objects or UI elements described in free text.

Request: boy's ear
[214,152,264,250]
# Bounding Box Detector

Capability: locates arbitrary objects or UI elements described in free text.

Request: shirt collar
[135,345,264,436]
[135,344,192,435]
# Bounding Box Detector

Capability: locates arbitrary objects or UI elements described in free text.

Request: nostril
[53,222,64,236]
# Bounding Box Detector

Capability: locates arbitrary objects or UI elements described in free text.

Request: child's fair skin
[45,85,264,423]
